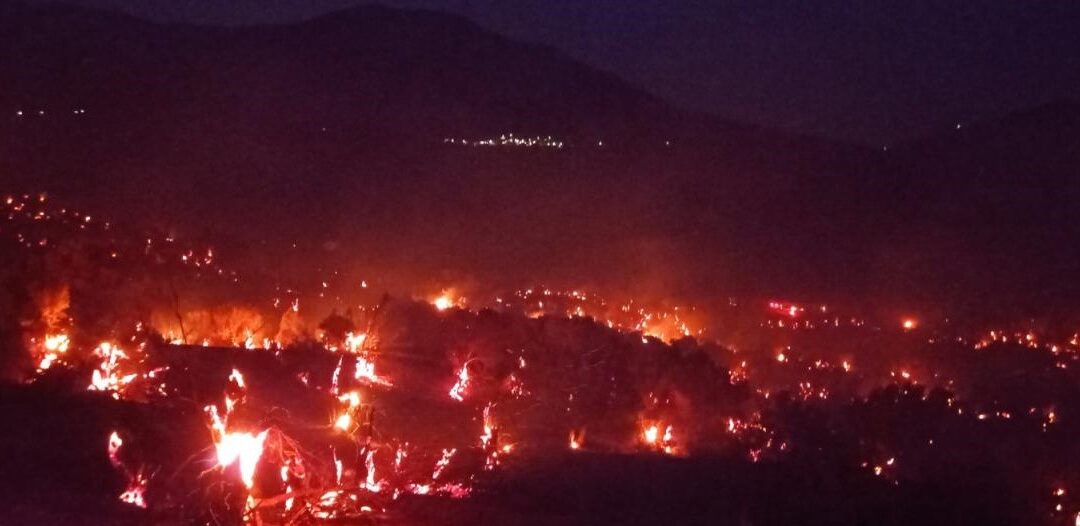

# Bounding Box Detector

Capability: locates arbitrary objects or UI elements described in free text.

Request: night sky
[22,0,1080,145]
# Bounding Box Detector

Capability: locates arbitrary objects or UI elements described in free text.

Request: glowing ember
[335,391,361,431]
[205,370,269,489]
[432,448,456,480]
[641,422,677,455]
[354,355,392,386]
[364,449,381,492]
[37,332,70,371]
[334,413,352,431]
[479,404,507,470]
[569,429,584,450]
[106,431,148,508]
[449,362,471,401]
[119,471,148,508]
[480,404,495,449]
[228,368,246,389]
[643,425,660,444]
[344,331,368,353]
[331,356,344,395]
[88,342,137,398]
[341,390,361,408]
[213,430,268,488]
[433,292,456,311]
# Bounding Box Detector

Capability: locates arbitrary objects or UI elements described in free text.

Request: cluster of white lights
[444,133,564,149]
[13,108,86,117]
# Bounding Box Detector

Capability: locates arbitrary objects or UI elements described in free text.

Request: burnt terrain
[1,3,1080,525]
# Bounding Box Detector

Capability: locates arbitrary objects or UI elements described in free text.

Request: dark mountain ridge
[1,2,1077,317]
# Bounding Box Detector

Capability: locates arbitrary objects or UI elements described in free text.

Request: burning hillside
[3,192,1080,525]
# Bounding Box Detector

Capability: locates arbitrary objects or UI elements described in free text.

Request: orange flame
[569,429,584,450]
[449,363,470,402]
[205,369,268,489]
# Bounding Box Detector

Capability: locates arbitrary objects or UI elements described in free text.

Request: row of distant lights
[444,133,565,149]
[444,134,674,149]
[13,109,87,117]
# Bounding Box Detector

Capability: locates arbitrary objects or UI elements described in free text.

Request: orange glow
[211,429,267,488]
[344,331,368,352]
[569,429,584,450]
[364,450,382,492]
[205,370,268,489]
[335,391,360,431]
[107,431,147,508]
[37,332,70,371]
[88,342,137,398]
[107,431,123,467]
[226,369,244,391]
[432,448,456,480]
[449,363,470,401]
[643,424,660,444]
[118,471,148,508]
[641,421,678,454]
[354,355,392,386]
[432,290,457,311]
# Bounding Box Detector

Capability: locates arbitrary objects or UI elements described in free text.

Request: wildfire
[37,332,70,371]
[108,431,124,467]
[344,331,368,352]
[17,191,1080,521]
[205,370,269,490]
[404,448,469,497]
[769,301,802,318]
[364,450,381,492]
[480,422,493,449]
[432,448,456,480]
[354,355,392,386]
[335,391,361,431]
[449,362,471,402]
[119,471,149,508]
[432,291,457,311]
[211,425,268,489]
[503,288,705,343]
[106,431,148,508]
[641,422,678,455]
[569,429,584,450]
[228,368,246,389]
[643,425,660,444]
[88,342,137,398]
[480,404,508,470]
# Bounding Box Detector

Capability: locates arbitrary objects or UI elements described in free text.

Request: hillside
[1,3,1077,314]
